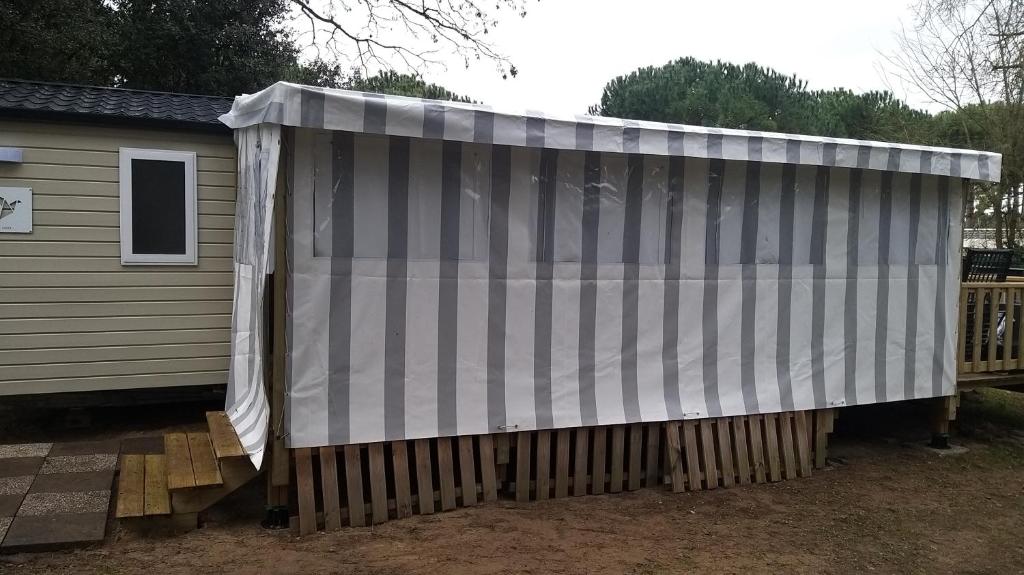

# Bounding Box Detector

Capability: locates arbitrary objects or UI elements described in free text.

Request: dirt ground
[2,390,1024,575]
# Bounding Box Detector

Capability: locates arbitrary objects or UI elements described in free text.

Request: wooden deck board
[115,454,145,518]
[186,432,223,487]
[163,433,195,490]
[205,411,245,459]
[143,454,170,516]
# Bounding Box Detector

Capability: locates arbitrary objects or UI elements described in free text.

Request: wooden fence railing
[958,282,1024,374]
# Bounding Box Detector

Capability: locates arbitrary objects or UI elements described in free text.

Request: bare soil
[2,390,1024,575]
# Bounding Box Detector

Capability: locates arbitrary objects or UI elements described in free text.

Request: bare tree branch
[286,0,527,79]
[888,0,1024,247]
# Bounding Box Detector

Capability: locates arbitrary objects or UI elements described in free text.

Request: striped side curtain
[225,123,281,469]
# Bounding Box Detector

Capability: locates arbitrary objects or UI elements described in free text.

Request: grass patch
[959,388,1024,431]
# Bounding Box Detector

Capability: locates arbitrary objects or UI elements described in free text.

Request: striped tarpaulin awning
[220,81,1002,184]
[277,129,962,448]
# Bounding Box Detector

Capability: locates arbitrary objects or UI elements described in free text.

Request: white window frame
[119,148,198,265]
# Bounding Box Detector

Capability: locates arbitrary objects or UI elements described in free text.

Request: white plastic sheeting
[217,83,1000,452]
[224,123,281,467]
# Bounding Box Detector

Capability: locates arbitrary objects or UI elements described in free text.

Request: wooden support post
[391,441,413,518]
[554,429,571,498]
[764,413,782,482]
[344,445,366,527]
[732,416,751,485]
[813,410,828,469]
[930,395,958,449]
[645,423,661,488]
[573,428,589,496]
[458,436,478,507]
[715,419,735,488]
[515,431,532,502]
[793,411,813,478]
[779,413,798,480]
[748,414,767,483]
[682,420,702,491]
[436,438,457,511]
[368,443,389,523]
[319,446,342,531]
[270,161,289,489]
[414,439,435,514]
[591,427,607,495]
[698,419,717,490]
[664,421,686,493]
[478,435,498,502]
[609,425,625,493]
[627,423,643,491]
[295,448,316,535]
[535,430,551,501]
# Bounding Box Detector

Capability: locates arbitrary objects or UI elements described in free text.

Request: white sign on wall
[0,187,32,233]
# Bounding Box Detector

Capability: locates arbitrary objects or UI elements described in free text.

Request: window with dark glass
[119,149,197,265]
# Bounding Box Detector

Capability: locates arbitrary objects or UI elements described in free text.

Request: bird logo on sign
[0,196,21,221]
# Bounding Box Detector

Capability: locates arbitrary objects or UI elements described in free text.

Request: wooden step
[205,411,246,459]
[165,432,223,490]
[187,432,223,487]
[143,455,171,515]
[116,454,170,518]
[164,433,196,490]
[116,454,144,518]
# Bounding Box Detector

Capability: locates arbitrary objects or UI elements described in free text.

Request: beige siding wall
[0,119,236,395]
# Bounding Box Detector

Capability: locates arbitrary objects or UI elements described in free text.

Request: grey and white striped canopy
[220,82,996,455]
[220,81,1002,183]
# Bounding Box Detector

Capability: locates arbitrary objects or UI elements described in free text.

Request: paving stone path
[0,440,119,552]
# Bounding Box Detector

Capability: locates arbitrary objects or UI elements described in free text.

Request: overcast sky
[419,0,928,115]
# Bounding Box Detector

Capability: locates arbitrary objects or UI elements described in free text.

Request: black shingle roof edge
[0,78,235,133]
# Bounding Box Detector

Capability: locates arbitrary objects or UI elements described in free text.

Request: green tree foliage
[110,0,305,95]
[812,89,937,144]
[347,71,472,102]
[0,0,116,85]
[590,58,818,133]
[591,57,936,145]
[0,1,479,97]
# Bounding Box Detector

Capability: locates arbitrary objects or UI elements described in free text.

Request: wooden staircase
[115,412,258,527]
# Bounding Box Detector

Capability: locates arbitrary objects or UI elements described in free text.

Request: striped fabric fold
[225,123,282,468]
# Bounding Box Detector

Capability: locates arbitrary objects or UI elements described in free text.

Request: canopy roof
[220,81,1002,183]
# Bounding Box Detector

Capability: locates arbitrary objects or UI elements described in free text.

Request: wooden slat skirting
[290,408,836,535]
